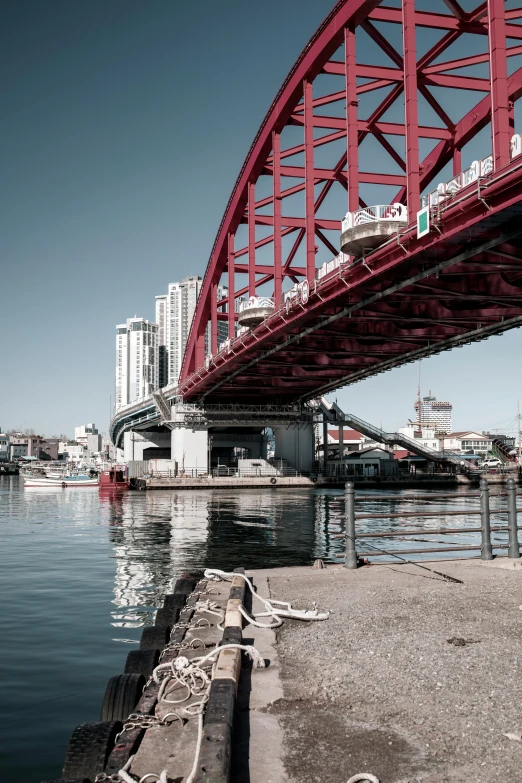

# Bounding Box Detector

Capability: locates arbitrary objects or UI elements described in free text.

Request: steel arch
[180,0,522,403]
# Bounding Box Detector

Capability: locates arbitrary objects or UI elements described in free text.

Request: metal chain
[114,711,184,743]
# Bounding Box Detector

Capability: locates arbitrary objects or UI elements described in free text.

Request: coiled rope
[347,775,380,783]
[204,568,330,627]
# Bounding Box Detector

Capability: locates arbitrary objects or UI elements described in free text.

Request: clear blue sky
[2,0,521,438]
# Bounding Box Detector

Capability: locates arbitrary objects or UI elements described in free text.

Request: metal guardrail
[343,477,521,568]
[341,203,407,232]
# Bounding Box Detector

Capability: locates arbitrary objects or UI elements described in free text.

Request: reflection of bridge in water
[101,489,338,626]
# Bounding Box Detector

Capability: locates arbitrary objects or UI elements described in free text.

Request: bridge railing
[238,296,275,312]
[342,203,408,232]
[339,478,521,568]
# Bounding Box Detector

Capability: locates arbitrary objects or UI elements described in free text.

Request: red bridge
[180,0,522,405]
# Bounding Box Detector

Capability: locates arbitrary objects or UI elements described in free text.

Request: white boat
[22,473,99,487]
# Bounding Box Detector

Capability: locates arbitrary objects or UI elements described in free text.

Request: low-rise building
[75,423,102,456]
[345,446,397,477]
[441,432,493,455]
[10,436,42,458]
[39,440,59,460]
[59,442,88,462]
[326,428,365,457]
[0,433,10,462]
[398,424,441,451]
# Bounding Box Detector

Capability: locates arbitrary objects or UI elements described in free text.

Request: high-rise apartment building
[153,279,230,388]
[206,285,229,357]
[166,276,203,385]
[115,318,159,409]
[414,393,452,433]
[155,294,168,388]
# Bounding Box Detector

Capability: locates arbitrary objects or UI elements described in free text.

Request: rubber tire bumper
[270,477,277,484]
[62,720,122,779]
[124,648,159,679]
[100,673,145,722]
[140,625,170,651]
[41,779,91,783]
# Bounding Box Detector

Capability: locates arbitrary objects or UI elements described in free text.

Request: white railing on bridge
[219,337,232,353]
[421,154,494,209]
[342,203,407,233]
[238,296,275,312]
[316,251,350,280]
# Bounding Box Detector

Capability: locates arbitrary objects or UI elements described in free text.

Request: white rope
[347,776,380,783]
[112,569,327,783]
[152,644,265,783]
[96,755,169,783]
[203,568,329,626]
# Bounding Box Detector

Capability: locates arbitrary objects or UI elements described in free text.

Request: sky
[2,0,522,439]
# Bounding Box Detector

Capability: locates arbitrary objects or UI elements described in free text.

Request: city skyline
[3,0,522,435]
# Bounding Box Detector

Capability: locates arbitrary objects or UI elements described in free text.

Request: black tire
[164,592,187,612]
[154,607,175,629]
[270,477,277,485]
[311,476,317,483]
[62,721,121,779]
[172,576,198,597]
[155,596,185,627]
[124,648,159,679]
[100,674,145,722]
[140,625,170,651]
[42,779,91,782]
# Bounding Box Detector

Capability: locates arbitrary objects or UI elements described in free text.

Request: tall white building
[414,393,452,433]
[206,285,229,357]
[166,276,203,385]
[155,295,168,388]
[115,318,159,409]
[154,278,231,388]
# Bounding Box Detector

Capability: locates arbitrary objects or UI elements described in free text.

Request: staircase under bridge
[317,399,477,472]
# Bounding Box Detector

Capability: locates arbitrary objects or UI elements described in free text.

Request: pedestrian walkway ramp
[315,398,477,472]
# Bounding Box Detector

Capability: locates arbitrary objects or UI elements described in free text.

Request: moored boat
[22,473,99,487]
[99,464,130,490]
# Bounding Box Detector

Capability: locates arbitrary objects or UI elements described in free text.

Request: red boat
[99,464,130,490]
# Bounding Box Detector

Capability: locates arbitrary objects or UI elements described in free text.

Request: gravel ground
[253,561,522,783]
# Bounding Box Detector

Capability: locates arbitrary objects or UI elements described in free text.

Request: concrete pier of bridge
[139,401,318,476]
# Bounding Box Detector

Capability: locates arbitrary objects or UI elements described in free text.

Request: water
[0,476,509,782]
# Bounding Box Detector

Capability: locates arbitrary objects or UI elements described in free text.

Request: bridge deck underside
[184,209,522,405]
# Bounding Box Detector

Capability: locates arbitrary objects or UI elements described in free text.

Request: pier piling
[344,481,358,569]
[479,478,493,560]
[506,477,520,559]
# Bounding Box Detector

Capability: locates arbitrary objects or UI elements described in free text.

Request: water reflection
[18,484,510,634]
[96,486,511,628]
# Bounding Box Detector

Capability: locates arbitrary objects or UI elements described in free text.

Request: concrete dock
[134,474,468,490]
[252,559,522,783]
[55,558,522,782]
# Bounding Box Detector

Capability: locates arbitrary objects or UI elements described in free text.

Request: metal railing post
[507,477,520,559]
[479,478,493,560]
[344,481,358,569]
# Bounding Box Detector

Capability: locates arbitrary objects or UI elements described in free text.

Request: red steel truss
[180,0,522,404]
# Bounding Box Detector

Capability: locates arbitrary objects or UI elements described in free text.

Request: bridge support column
[323,419,329,471]
[272,424,314,473]
[123,431,171,462]
[171,427,208,474]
